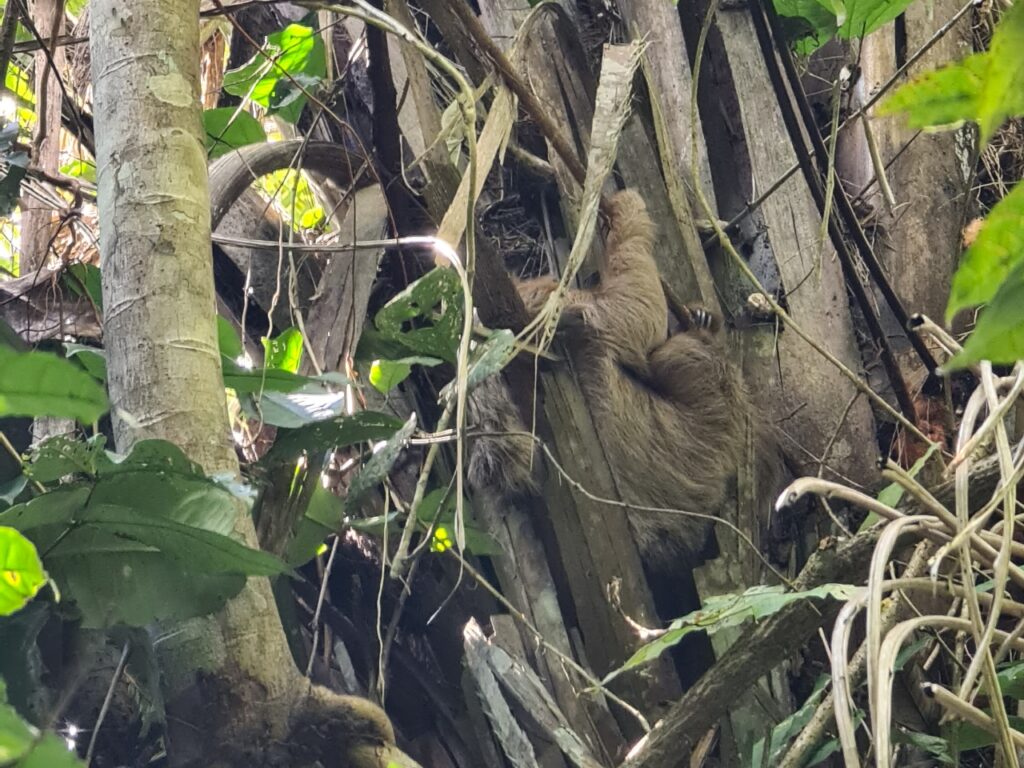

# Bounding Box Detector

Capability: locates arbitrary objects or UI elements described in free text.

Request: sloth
[467,189,781,571]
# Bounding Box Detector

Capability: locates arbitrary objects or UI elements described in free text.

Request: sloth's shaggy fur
[468,190,781,569]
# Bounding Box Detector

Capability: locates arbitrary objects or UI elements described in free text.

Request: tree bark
[89,2,413,765]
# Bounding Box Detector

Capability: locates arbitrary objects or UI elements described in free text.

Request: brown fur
[468,190,781,570]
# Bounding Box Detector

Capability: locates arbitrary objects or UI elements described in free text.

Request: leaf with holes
[374,268,464,363]
[263,327,304,373]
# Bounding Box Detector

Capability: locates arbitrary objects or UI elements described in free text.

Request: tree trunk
[89,2,413,765]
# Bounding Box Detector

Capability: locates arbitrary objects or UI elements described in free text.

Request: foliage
[881,2,1024,368]
[0,439,286,627]
[749,677,840,767]
[0,348,107,423]
[0,527,47,617]
[770,0,918,52]
[372,268,465,365]
[0,679,83,767]
[222,22,326,125]
[203,107,267,159]
[602,584,856,685]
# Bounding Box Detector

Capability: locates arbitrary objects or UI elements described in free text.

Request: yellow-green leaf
[0,526,47,615]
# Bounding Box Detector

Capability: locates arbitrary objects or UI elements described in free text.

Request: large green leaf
[266,410,404,466]
[50,552,246,628]
[0,487,91,532]
[64,505,285,576]
[978,1,1024,143]
[222,359,313,394]
[878,53,989,130]
[63,343,106,383]
[946,181,1024,321]
[222,23,326,124]
[0,439,279,627]
[217,316,244,360]
[203,107,267,159]
[0,526,47,616]
[0,348,107,422]
[772,0,917,51]
[839,0,916,38]
[64,263,103,310]
[369,356,442,394]
[374,268,464,363]
[945,259,1024,369]
[602,584,856,685]
[243,386,347,429]
[880,4,1024,142]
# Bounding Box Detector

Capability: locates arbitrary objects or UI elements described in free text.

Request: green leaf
[222,359,312,393]
[878,53,989,130]
[893,728,954,764]
[0,678,85,767]
[875,442,940,512]
[263,327,304,373]
[50,552,246,628]
[946,181,1024,322]
[5,63,33,105]
[65,263,103,310]
[345,414,417,511]
[879,5,1024,143]
[0,487,91,532]
[439,329,517,402]
[839,0,918,40]
[997,660,1024,699]
[955,715,1024,751]
[64,504,286,576]
[222,23,325,125]
[266,410,405,466]
[217,316,244,360]
[977,1,1024,143]
[0,348,108,423]
[63,344,106,383]
[750,676,829,767]
[203,107,267,159]
[603,583,856,684]
[0,602,49,721]
[374,268,464,363]
[27,434,106,483]
[59,158,95,183]
[945,259,1024,370]
[772,0,915,50]
[370,359,412,394]
[0,526,47,616]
